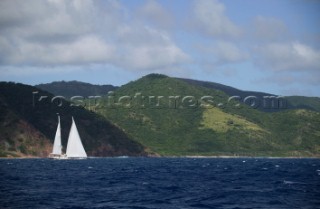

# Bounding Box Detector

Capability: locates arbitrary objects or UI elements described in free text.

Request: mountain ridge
[93,74,320,157]
[36,80,118,98]
[35,75,320,112]
[177,77,320,112]
[0,82,147,157]
[1,74,320,157]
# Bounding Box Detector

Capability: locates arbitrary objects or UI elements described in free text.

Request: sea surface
[0,157,319,209]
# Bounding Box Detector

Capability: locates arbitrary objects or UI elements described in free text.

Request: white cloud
[137,0,173,29]
[246,15,320,93]
[0,65,82,76]
[0,0,114,66]
[9,35,115,65]
[252,16,288,41]
[255,42,320,72]
[195,41,248,66]
[213,41,249,63]
[109,25,190,70]
[253,41,320,91]
[119,43,189,71]
[0,0,189,73]
[255,71,320,94]
[192,0,241,38]
[0,0,97,38]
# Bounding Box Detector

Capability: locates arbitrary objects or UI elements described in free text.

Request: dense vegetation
[2,74,319,157]
[286,96,320,112]
[36,80,117,98]
[93,74,320,157]
[0,82,146,157]
[179,78,320,112]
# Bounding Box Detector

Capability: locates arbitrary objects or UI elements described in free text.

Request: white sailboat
[49,116,87,159]
[48,115,63,158]
[65,117,87,159]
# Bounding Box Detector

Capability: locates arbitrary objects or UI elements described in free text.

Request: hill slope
[286,96,320,112]
[178,78,320,112]
[36,81,118,98]
[0,82,146,157]
[94,74,320,157]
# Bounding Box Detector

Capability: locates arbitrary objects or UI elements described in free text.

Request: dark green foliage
[36,80,118,98]
[0,82,146,157]
[95,75,320,157]
[179,78,320,113]
[3,74,318,157]
[286,96,320,112]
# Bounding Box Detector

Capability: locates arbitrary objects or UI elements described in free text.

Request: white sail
[51,115,62,155]
[66,117,87,158]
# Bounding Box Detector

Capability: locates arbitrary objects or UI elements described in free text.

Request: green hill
[0,82,146,157]
[94,74,320,157]
[178,78,320,112]
[2,75,318,158]
[285,96,320,112]
[36,80,118,98]
[35,78,320,113]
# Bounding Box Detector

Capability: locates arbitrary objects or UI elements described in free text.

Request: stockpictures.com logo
[32,91,287,110]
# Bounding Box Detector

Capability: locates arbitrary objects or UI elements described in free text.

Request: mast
[51,115,62,155]
[66,117,87,158]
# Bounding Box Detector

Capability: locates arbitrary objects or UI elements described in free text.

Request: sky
[0,0,319,96]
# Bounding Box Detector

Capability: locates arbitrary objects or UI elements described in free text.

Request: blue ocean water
[0,158,319,209]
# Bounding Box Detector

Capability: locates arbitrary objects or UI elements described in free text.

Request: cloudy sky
[0,0,319,96]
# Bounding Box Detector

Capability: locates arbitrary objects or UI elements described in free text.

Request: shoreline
[181,155,320,159]
[1,155,319,159]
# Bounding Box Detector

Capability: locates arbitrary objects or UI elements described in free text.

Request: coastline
[181,155,320,159]
[154,155,320,159]
[0,155,319,159]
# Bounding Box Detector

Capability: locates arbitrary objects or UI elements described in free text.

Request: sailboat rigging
[49,115,87,159]
[48,115,62,158]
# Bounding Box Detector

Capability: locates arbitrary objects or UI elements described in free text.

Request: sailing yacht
[49,115,87,159]
[48,115,63,158]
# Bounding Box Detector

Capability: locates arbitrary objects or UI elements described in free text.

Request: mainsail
[66,117,87,158]
[51,115,62,155]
